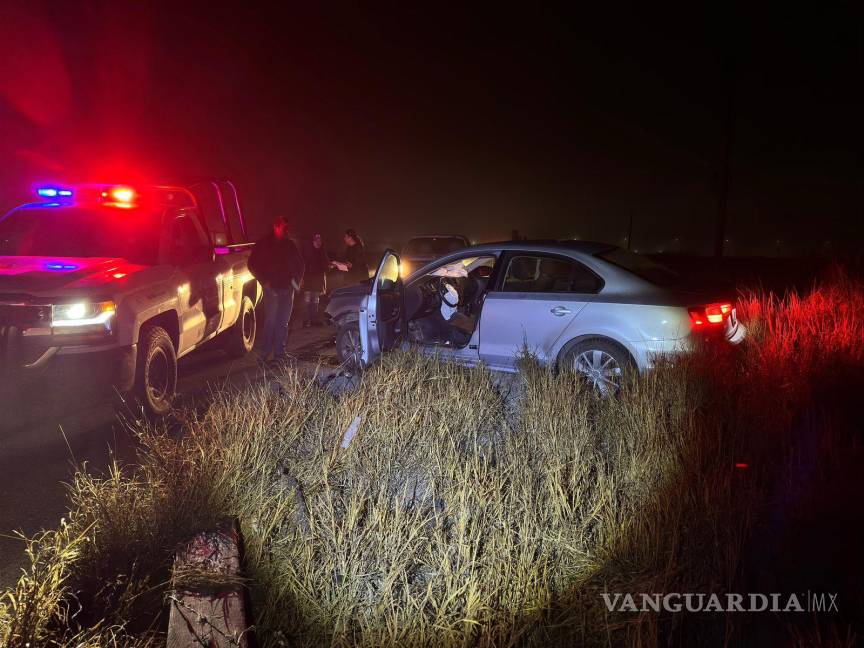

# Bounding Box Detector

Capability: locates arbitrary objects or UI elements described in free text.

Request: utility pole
[714,57,735,258]
[626,212,634,251]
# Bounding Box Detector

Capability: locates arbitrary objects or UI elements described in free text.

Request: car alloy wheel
[338,323,362,368]
[572,349,622,395]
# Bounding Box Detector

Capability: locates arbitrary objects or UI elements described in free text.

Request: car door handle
[550,306,572,316]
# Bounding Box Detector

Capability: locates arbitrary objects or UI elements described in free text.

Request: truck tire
[222,295,257,357]
[135,325,177,419]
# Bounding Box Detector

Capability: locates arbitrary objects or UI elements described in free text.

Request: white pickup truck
[0,180,261,417]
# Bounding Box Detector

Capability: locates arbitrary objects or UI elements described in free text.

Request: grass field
[2,270,862,647]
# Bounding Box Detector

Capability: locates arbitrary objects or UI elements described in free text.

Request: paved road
[0,324,337,588]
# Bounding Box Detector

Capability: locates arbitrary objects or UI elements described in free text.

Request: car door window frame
[491,251,604,295]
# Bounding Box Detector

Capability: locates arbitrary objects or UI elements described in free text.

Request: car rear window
[595,247,681,287]
[403,237,467,256]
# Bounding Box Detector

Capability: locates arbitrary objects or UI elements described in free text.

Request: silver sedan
[328,241,744,392]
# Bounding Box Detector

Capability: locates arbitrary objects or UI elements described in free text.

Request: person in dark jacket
[301,232,330,327]
[248,216,305,362]
[332,228,369,286]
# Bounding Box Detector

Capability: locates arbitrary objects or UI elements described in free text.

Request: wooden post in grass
[166,518,252,648]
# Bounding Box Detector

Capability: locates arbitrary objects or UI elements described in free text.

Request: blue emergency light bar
[37,187,73,198]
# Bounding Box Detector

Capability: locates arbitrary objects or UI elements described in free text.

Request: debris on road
[341,415,362,448]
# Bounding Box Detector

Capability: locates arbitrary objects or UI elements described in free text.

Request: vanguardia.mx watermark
[601,592,839,613]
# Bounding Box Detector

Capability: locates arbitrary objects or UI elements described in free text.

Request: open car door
[359,250,404,367]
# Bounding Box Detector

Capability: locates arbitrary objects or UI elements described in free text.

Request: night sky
[0,2,861,255]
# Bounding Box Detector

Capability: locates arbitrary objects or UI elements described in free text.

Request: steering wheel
[437,276,460,307]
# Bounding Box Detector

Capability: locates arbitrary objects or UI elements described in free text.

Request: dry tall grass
[2,273,862,647]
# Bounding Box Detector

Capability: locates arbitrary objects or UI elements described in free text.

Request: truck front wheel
[135,325,177,418]
[222,295,257,357]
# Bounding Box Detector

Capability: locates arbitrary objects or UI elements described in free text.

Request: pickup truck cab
[0,180,261,417]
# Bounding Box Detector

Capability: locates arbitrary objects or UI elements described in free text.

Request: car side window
[570,262,603,292]
[502,254,601,293]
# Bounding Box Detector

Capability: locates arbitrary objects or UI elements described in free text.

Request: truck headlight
[52,300,116,327]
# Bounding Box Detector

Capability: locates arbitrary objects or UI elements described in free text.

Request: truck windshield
[0,207,162,265]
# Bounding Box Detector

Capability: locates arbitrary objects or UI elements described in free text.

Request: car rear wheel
[222,295,257,357]
[560,338,633,395]
[336,321,362,368]
[135,325,177,419]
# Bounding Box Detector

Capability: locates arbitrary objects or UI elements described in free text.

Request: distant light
[112,272,127,279]
[45,262,79,270]
[735,462,749,469]
[57,189,73,197]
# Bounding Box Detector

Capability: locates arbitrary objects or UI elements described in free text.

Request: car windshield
[595,247,681,287]
[404,237,466,257]
[0,206,162,265]
[428,255,496,278]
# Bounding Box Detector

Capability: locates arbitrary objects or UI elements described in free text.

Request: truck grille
[0,303,48,327]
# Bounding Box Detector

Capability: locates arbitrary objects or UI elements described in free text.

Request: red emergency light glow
[101,186,138,208]
[689,302,733,327]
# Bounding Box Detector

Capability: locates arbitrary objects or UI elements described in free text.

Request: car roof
[454,239,617,256]
[405,235,469,241]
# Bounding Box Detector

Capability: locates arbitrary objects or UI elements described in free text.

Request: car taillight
[688,302,733,327]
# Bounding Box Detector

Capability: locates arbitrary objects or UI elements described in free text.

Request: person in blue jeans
[248,216,305,363]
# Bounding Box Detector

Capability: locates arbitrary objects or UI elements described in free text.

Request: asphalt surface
[0,323,337,589]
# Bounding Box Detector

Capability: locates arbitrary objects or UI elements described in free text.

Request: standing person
[301,232,330,328]
[332,228,370,286]
[248,216,304,363]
